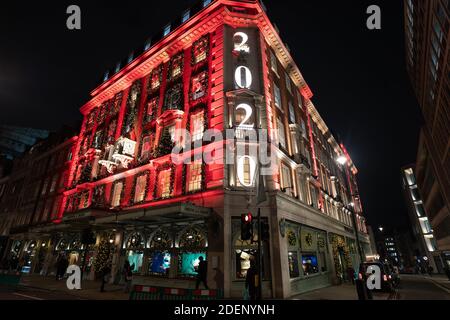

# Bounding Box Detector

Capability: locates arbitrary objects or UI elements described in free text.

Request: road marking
[13,293,44,300]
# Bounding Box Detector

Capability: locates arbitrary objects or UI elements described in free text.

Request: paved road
[396,275,450,300]
[0,285,85,300]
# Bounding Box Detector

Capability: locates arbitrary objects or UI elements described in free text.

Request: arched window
[148,229,173,276]
[177,227,207,278]
[125,232,146,274]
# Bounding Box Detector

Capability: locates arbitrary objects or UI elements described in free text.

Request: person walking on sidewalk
[245,260,258,300]
[100,263,111,293]
[195,256,209,290]
[123,260,133,293]
[347,267,355,284]
[427,265,434,277]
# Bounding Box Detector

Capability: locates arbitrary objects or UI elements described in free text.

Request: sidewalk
[18,274,130,300]
[291,283,391,300]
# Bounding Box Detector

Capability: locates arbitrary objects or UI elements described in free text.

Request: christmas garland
[177,226,208,254]
[330,234,352,278]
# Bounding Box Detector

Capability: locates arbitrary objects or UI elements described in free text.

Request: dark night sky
[0,1,423,230]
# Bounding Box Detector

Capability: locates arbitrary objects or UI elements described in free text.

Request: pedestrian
[100,263,111,293]
[195,256,209,290]
[347,267,355,284]
[61,255,69,279]
[427,265,434,277]
[123,260,133,293]
[245,259,258,300]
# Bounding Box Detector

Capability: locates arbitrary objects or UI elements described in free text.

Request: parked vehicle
[358,262,394,292]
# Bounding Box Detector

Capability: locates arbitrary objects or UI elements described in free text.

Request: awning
[93,202,211,226]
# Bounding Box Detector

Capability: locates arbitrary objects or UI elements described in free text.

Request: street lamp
[378,226,384,232]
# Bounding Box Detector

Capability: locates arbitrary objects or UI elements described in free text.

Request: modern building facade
[404,0,450,271]
[0,0,372,298]
[402,165,441,272]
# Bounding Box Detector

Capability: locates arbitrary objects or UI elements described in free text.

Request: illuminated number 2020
[236,103,253,127]
[233,32,250,53]
[235,66,252,89]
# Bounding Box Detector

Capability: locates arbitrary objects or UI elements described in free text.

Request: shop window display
[286,223,329,279]
[179,252,206,276]
[177,227,207,278]
[149,251,171,275]
[125,232,146,273]
[288,252,300,278]
[301,254,319,275]
[148,229,173,276]
[127,250,144,273]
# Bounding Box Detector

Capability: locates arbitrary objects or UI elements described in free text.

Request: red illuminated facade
[0,0,372,298]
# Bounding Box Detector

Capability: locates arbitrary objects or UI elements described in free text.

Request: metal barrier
[130,285,223,300]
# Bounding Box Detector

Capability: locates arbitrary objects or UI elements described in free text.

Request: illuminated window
[277,118,286,149]
[159,170,171,198]
[140,134,154,161]
[242,157,251,186]
[191,71,208,100]
[168,125,176,142]
[111,181,124,207]
[191,112,204,142]
[281,164,292,195]
[285,72,292,93]
[274,84,282,109]
[145,97,159,123]
[150,67,162,91]
[270,51,278,75]
[163,24,171,36]
[182,9,190,23]
[187,163,202,192]
[288,102,296,124]
[134,174,148,203]
[169,54,184,80]
[192,37,209,65]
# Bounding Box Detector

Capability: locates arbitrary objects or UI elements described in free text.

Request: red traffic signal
[242,213,252,223]
[241,213,253,241]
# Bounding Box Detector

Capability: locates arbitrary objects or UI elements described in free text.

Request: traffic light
[241,213,253,241]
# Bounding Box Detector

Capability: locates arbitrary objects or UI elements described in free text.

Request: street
[0,274,449,300]
[396,274,450,300]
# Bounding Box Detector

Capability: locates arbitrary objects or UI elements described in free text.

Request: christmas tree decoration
[154,128,175,158]
[94,238,111,273]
